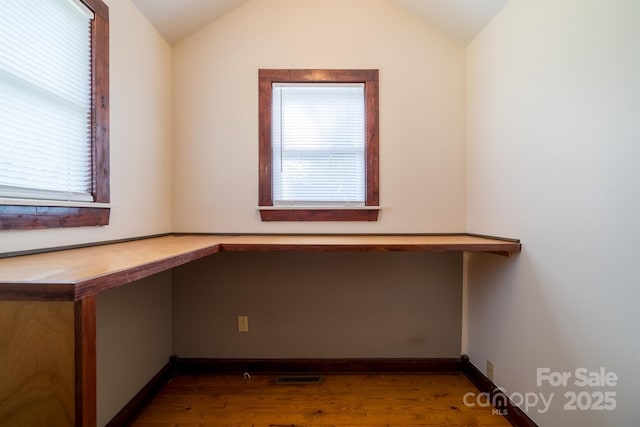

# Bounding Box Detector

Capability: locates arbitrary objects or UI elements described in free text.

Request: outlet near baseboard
[486,360,494,381]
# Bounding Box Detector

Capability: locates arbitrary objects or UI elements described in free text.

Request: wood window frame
[258,69,379,222]
[0,0,110,231]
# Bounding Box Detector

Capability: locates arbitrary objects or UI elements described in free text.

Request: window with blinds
[258,69,378,222]
[272,83,366,206]
[0,0,94,202]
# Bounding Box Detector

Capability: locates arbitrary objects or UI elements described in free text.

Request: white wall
[466,1,639,425]
[172,0,466,233]
[0,0,173,254]
[96,272,172,426]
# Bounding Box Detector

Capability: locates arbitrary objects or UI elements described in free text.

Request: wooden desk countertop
[0,234,520,301]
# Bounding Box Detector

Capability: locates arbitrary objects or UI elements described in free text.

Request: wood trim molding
[259,208,379,222]
[172,357,463,375]
[0,283,75,302]
[462,355,539,427]
[0,206,109,231]
[258,71,273,207]
[217,235,521,255]
[75,297,97,427]
[258,69,379,221]
[88,0,110,205]
[364,73,379,207]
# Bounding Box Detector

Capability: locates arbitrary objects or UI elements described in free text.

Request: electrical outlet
[486,360,494,382]
[237,316,249,333]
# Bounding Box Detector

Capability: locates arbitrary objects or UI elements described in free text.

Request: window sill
[0,200,111,230]
[258,206,380,222]
[0,198,113,209]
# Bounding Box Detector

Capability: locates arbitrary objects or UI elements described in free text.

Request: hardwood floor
[132,374,512,426]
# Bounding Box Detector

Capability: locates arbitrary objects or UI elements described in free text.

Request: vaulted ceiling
[130,0,509,45]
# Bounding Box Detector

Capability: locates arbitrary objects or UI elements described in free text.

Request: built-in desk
[0,233,520,426]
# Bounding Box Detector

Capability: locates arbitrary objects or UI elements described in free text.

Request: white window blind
[0,0,94,202]
[272,83,365,206]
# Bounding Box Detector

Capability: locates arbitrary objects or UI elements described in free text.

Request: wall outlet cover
[237,315,249,332]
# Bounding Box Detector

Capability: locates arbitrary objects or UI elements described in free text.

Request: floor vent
[274,375,323,385]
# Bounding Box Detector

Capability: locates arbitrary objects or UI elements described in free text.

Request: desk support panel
[75,296,97,427]
[0,301,75,425]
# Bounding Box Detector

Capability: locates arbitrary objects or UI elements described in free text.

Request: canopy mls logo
[462,387,553,415]
[463,367,618,415]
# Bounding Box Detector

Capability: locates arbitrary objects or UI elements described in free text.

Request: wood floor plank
[132,374,512,427]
